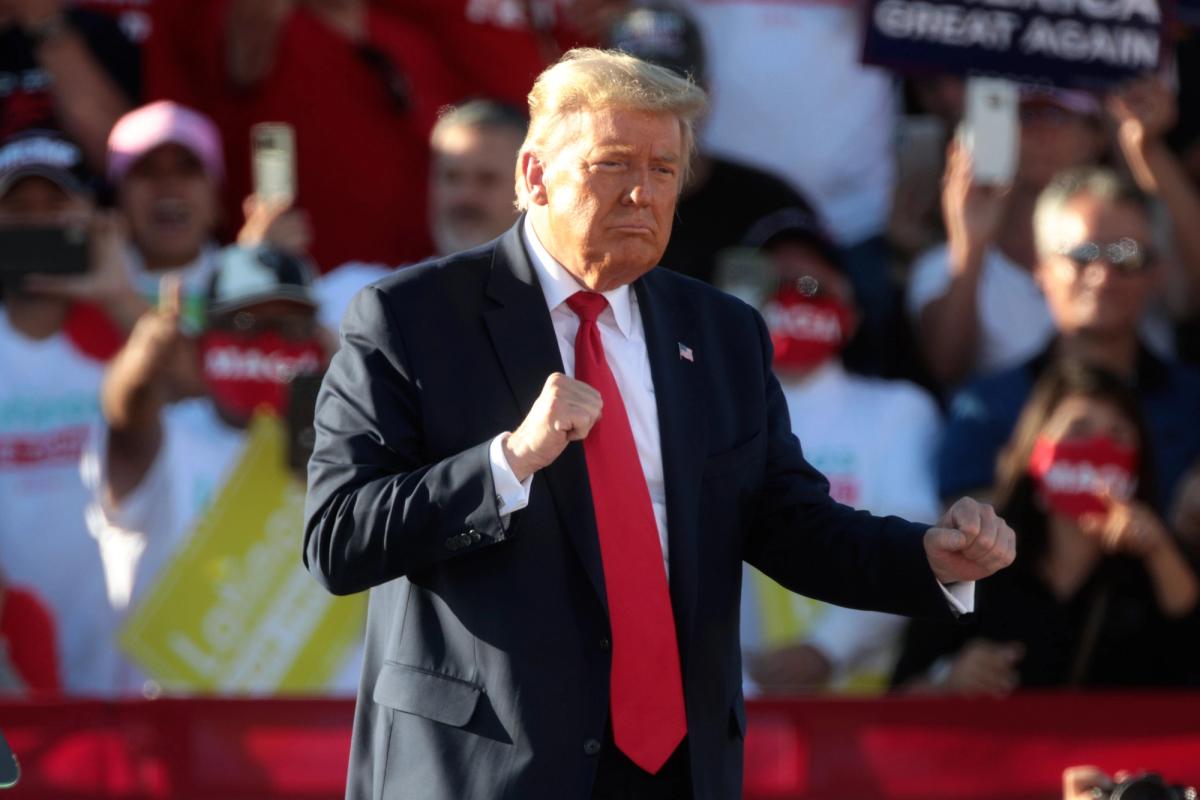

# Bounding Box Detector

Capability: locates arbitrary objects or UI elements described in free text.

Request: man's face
[0,175,89,224]
[119,143,217,268]
[430,123,523,256]
[527,106,682,291]
[1036,195,1158,338]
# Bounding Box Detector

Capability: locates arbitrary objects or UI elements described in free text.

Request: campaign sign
[862,0,1166,89]
[119,414,364,693]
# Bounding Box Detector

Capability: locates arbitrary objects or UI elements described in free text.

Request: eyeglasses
[1057,238,1156,274]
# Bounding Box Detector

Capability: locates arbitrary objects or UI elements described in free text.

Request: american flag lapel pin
[678,342,694,362]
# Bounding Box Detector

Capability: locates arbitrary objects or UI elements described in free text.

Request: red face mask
[763,286,854,372]
[1027,435,1138,521]
[198,330,323,421]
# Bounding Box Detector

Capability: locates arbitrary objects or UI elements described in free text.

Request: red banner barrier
[2,693,1198,799]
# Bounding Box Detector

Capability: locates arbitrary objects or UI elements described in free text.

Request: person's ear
[521,151,549,206]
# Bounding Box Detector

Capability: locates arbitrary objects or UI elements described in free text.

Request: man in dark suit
[304,48,1016,800]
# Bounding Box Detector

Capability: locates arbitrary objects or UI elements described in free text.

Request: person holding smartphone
[0,129,142,694]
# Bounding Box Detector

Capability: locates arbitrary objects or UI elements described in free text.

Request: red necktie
[566,291,687,774]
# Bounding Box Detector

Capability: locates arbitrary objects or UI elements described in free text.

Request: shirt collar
[521,214,635,339]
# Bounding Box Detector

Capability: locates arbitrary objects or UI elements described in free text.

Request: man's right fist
[502,373,602,482]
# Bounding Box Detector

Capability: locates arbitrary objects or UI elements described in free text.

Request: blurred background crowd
[2,0,1200,704]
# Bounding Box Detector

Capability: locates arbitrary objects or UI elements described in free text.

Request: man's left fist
[924,497,1016,584]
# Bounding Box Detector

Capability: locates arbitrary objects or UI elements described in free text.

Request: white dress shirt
[489,217,672,572]
[490,216,973,611]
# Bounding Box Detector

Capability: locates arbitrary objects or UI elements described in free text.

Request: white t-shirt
[684,0,897,245]
[740,362,942,693]
[82,399,362,694]
[0,310,117,694]
[906,244,1055,378]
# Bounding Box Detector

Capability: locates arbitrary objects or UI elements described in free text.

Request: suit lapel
[634,271,707,658]
[483,223,608,610]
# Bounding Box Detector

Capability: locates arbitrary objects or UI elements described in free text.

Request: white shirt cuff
[489,433,532,517]
[939,580,975,616]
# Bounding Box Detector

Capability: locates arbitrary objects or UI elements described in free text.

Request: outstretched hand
[924,497,1016,584]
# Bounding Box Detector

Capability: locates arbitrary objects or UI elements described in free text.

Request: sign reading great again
[862,0,1165,89]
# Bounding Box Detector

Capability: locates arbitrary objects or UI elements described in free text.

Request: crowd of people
[2,0,1200,703]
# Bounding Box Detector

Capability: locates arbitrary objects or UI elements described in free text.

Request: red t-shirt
[383,0,595,108]
[145,3,458,271]
[0,587,61,694]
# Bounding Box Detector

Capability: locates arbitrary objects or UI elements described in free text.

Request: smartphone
[251,122,297,203]
[713,247,778,310]
[959,77,1019,186]
[0,224,89,277]
[286,371,323,474]
[0,728,18,789]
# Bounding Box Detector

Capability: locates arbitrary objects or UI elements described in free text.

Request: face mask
[763,286,854,372]
[1027,434,1138,521]
[199,330,323,421]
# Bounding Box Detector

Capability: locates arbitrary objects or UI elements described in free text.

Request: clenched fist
[502,373,603,482]
[924,497,1016,584]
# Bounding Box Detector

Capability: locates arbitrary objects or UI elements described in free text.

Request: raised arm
[1109,78,1200,311]
[916,142,1009,388]
[100,281,185,504]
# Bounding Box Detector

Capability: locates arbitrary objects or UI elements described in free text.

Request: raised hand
[1078,492,1169,558]
[942,139,1010,274]
[924,496,1016,584]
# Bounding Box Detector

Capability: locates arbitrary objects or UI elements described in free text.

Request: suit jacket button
[583,738,602,756]
[470,531,482,543]
[599,637,610,651]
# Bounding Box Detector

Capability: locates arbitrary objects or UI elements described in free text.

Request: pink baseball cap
[106,100,224,184]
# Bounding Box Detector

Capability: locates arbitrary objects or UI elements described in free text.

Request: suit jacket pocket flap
[373,662,482,727]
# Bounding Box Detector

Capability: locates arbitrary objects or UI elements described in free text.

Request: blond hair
[1033,166,1151,259]
[515,48,708,210]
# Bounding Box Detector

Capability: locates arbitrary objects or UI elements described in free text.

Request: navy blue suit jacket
[304,221,951,799]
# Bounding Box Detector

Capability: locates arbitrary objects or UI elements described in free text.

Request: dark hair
[993,360,1157,566]
[431,99,529,144]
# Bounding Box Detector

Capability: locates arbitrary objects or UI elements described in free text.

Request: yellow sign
[119,414,364,693]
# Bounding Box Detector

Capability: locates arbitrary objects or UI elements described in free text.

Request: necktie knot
[566,291,608,324]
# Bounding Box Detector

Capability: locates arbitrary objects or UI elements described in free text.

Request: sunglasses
[208,311,319,341]
[1058,238,1156,274]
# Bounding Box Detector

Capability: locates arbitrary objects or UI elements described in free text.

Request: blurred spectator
[889,75,963,263]
[681,0,892,249]
[62,100,227,361]
[381,0,620,106]
[907,89,1107,389]
[938,167,1200,515]
[0,572,61,694]
[738,209,941,694]
[429,100,526,258]
[681,0,904,373]
[314,98,528,331]
[1108,78,1200,317]
[0,130,141,694]
[606,3,822,289]
[83,244,355,692]
[145,0,458,271]
[0,0,138,170]
[893,362,1199,695]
